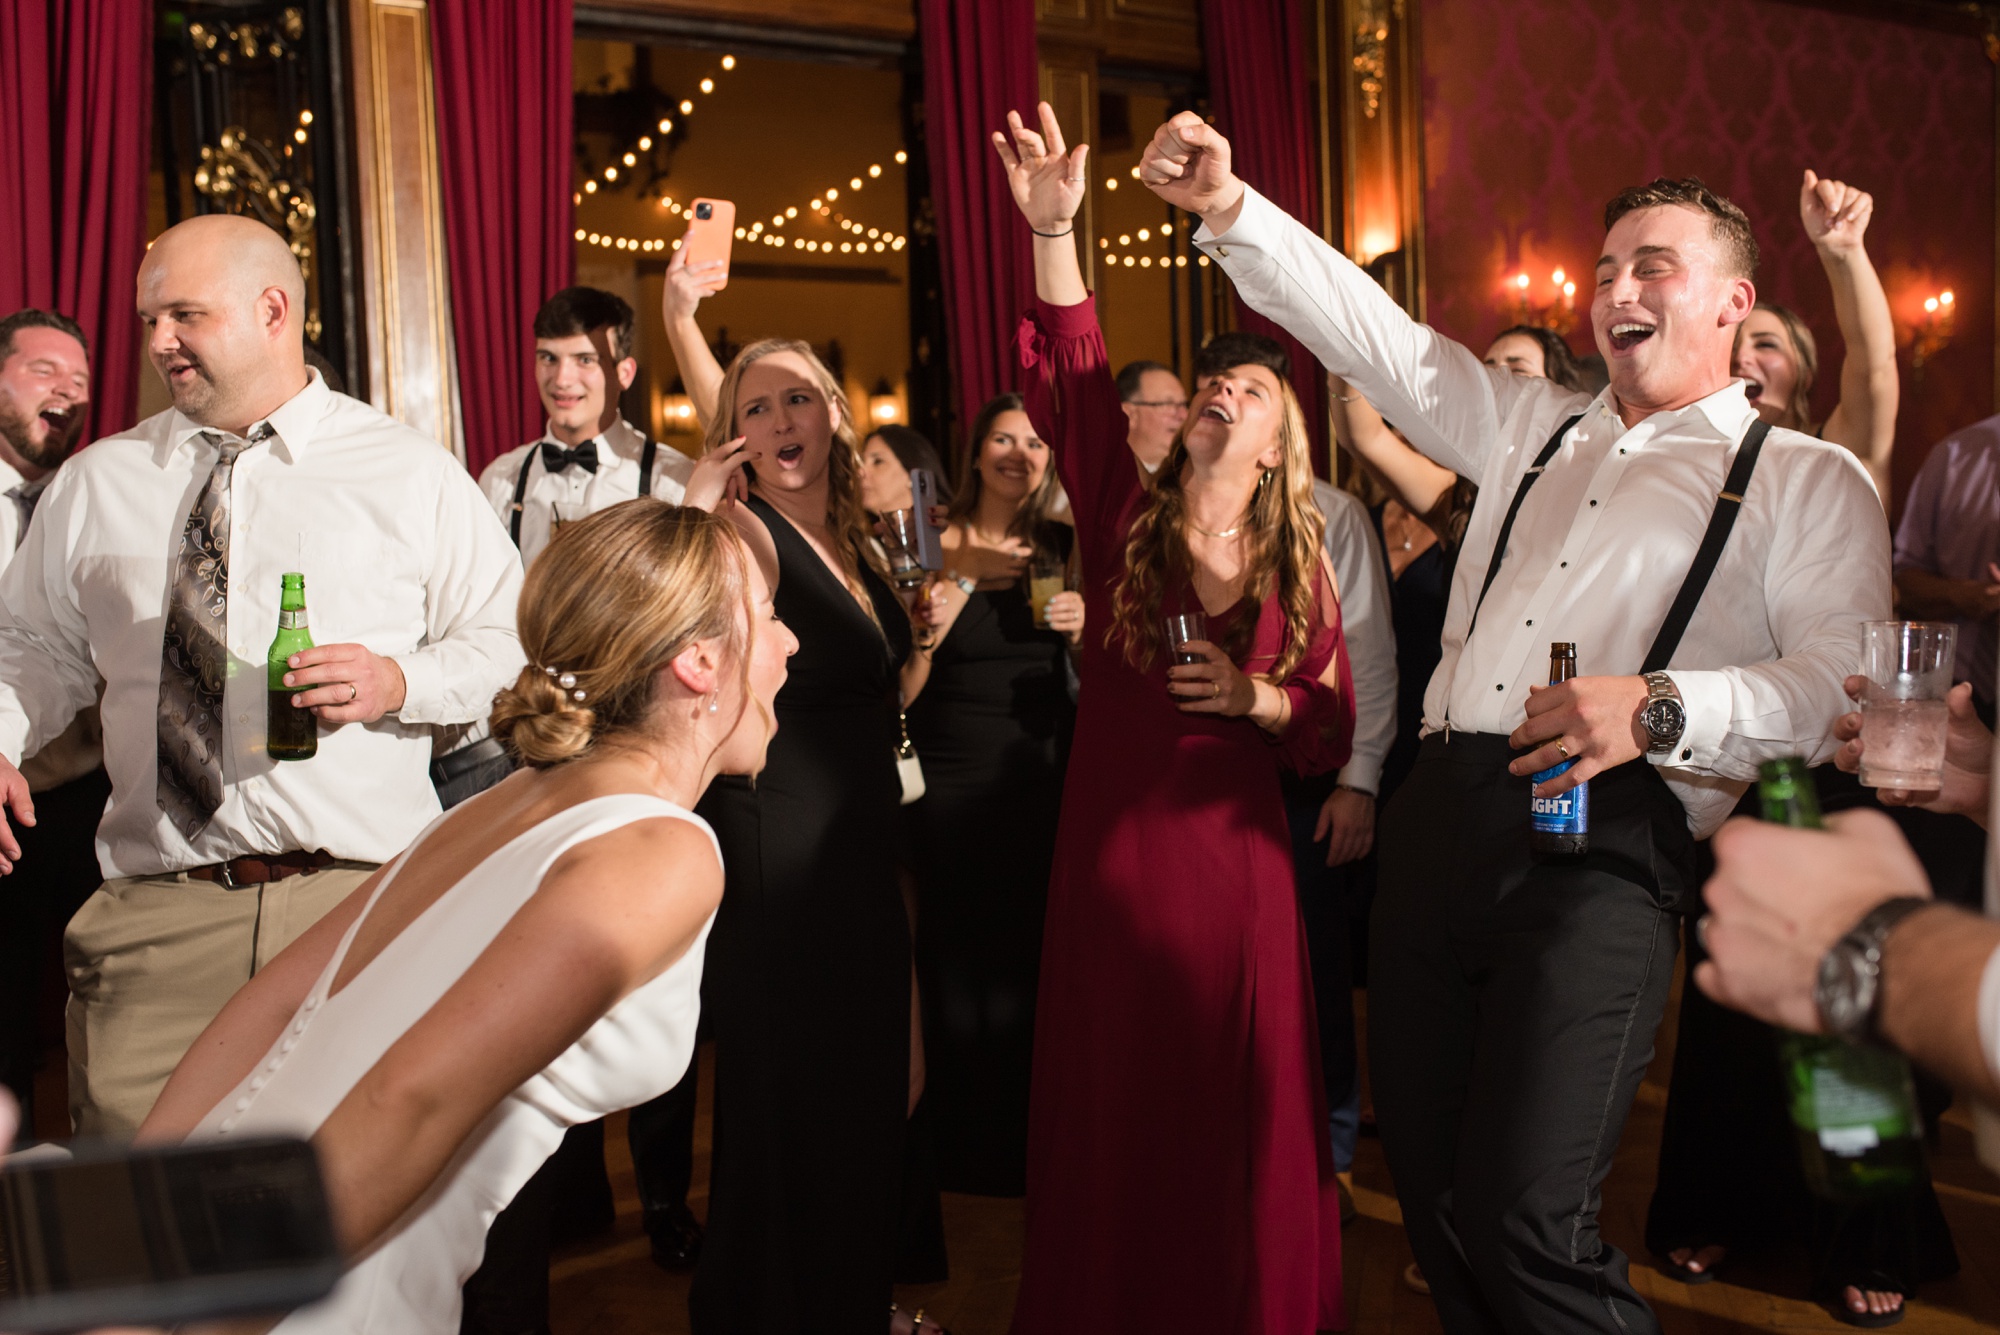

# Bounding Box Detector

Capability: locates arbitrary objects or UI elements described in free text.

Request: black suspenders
[1457,410,1774,698]
[507,436,660,549]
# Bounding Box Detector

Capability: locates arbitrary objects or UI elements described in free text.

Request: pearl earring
[707,692,720,714]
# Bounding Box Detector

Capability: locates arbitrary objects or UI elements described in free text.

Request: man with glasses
[1114,358,1189,475]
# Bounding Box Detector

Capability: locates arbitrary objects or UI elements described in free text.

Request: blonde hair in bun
[491,500,752,768]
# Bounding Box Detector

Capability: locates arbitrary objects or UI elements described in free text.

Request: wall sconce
[1913,289,1955,372]
[869,378,901,426]
[1504,267,1577,335]
[658,378,699,435]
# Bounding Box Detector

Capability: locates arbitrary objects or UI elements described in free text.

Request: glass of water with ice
[1858,621,1958,790]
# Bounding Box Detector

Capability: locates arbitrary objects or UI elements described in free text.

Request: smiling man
[0,309,91,548]
[1141,116,1887,1335]
[479,286,692,567]
[0,214,525,1138]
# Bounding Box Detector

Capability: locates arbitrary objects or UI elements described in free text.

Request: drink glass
[880,508,927,591]
[1858,620,1957,790]
[1029,554,1066,627]
[1165,610,1207,665]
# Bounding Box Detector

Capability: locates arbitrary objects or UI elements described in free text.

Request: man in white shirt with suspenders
[1141,116,1887,1334]
[478,286,692,566]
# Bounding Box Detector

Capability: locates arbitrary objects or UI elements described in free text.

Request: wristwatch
[1814,896,1932,1043]
[1639,671,1686,756]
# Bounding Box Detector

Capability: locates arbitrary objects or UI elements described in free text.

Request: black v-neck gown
[691,494,914,1334]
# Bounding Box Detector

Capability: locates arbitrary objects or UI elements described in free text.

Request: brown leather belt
[185,849,337,888]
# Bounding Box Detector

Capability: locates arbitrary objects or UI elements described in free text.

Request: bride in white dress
[130,500,796,1334]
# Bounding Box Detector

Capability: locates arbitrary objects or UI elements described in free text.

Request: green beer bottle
[1759,756,1923,1200]
[266,572,318,762]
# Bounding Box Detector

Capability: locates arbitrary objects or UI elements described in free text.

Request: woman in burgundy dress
[994,105,1354,1334]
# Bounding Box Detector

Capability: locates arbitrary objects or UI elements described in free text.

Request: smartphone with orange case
[681,198,736,290]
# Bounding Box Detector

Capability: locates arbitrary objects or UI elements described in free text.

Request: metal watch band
[1824,895,1932,1044]
[1641,671,1684,754]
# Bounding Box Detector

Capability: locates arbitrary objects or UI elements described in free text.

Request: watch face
[1643,698,1685,742]
[1816,946,1876,1037]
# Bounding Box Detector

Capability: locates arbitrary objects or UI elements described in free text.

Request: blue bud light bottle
[1530,642,1588,860]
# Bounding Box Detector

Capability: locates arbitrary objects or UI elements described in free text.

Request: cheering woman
[995,104,1354,1333]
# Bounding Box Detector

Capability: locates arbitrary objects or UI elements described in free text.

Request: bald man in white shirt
[0,215,524,1137]
[1141,118,1887,1335]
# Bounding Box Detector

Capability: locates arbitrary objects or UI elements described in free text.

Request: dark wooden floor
[550,977,2000,1334]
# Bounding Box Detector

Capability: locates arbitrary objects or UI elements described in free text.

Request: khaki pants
[64,862,376,1138]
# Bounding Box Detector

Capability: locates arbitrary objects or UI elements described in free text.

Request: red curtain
[430,0,574,475]
[0,0,153,444]
[1200,0,1327,463]
[920,0,1038,446]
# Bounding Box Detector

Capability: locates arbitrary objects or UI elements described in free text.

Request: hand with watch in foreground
[1696,807,2000,1107]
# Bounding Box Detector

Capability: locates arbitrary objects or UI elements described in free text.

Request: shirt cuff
[1192,184,1274,251]
[1979,944,2000,1090]
[393,650,447,725]
[1031,293,1101,338]
[1337,753,1384,795]
[1651,669,1728,770]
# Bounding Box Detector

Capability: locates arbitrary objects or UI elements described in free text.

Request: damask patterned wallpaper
[1419,0,1995,508]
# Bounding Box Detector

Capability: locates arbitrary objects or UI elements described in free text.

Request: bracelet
[1029,224,1075,238]
[944,571,977,595]
[1333,393,1359,403]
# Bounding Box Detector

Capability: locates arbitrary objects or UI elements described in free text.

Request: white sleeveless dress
[188,794,718,1333]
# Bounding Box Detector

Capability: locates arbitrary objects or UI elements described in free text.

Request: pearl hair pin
[542,664,587,703]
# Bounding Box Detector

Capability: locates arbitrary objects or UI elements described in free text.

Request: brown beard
[0,397,79,471]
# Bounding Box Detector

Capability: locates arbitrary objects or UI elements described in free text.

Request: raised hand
[990,102,1088,234]
[664,245,725,325]
[1801,169,1873,255]
[1138,112,1245,227]
[685,436,754,512]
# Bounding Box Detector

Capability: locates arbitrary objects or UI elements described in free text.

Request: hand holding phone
[679,199,736,291]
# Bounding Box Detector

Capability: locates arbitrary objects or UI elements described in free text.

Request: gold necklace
[1187,515,1246,539]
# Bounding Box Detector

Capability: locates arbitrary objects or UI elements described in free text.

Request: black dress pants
[0,767,108,1139]
[1370,733,1693,1335]
[1282,769,1358,1154]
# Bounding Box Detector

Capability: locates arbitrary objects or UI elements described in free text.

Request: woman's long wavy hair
[1107,376,1327,681]
[703,338,882,587]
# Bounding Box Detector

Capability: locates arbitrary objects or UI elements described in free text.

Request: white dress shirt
[1313,479,1396,795]
[0,372,526,877]
[478,417,692,566]
[1200,188,1891,836]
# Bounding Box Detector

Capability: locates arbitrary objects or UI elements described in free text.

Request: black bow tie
[541,440,599,474]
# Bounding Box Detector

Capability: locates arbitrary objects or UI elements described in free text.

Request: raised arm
[1808,173,1896,489]
[1329,376,1458,522]
[999,103,1143,560]
[1801,171,1897,491]
[1138,113,1519,481]
[663,245,728,429]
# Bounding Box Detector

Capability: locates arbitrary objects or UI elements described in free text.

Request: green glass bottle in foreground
[266,572,318,762]
[1759,756,1923,1200]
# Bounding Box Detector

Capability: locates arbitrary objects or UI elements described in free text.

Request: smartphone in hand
[909,469,945,572]
[0,1136,341,1333]
[681,198,737,290]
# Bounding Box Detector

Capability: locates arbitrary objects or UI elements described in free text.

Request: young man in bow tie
[478,286,692,565]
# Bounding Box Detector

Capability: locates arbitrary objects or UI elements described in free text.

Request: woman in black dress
[900,393,1079,1196]
[679,336,915,1335]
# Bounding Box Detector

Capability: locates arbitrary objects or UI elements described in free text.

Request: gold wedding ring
[1212,681,1221,700]
[1554,739,1570,760]
[347,682,359,704]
